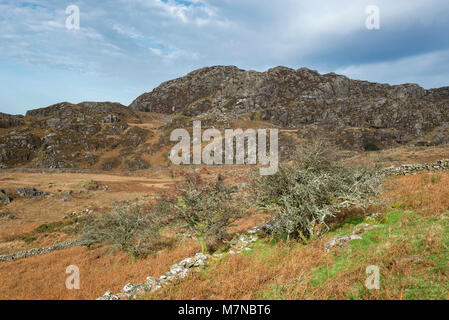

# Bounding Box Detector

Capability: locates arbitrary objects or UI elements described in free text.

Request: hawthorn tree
[167,173,242,254]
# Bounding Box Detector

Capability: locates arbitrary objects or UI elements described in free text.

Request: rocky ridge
[130,66,449,149]
[0,112,24,129]
[0,101,155,170]
[1,66,449,169]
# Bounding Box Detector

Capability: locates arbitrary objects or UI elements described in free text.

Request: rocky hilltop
[0,102,157,170]
[0,112,25,129]
[1,66,448,170]
[131,66,449,148]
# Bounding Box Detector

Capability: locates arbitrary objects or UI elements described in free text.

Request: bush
[163,173,242,254]
[81,203,171,258]
[364,142,380,152]
[252,140,382,241]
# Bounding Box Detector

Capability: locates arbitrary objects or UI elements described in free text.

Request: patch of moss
[33,221,68,233]
[364,142,380,152]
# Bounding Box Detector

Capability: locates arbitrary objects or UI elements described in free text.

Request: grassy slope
[144,172,449,300]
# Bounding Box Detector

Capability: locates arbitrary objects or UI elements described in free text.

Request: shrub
[364,142,380,151]
[81,203,171,258]
[252,140,382,241]
[164,173,242,254]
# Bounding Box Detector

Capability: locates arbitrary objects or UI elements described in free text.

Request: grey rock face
[100,114,121,124]
[26,101,134,118]
[130,66,449,149]
[0,130,42,167]
[0,113,25,129]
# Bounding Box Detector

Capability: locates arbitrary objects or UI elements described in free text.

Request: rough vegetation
[161,173,242,253]
[1,65,449,300]
[0,153,448,299]
[252,141,382,240]
[141,171,449,300]
[81,204,171,258]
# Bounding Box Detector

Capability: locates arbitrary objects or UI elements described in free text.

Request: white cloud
[112,24,144,39]
[336,49,449,88]
[1,0,449,113]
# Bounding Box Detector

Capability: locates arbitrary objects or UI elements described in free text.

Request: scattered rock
[228,232,259,254]
[16,187,48,198]
[323,235,362,252]
[57,197,71,202]
[0,189,11,204]
[0,211,17,219]
[97,252,212,300]
[60,190,73,196]
[353,223,379,235]
[78,180,101,190]
[97,291,120,301]
[63,209,92,219]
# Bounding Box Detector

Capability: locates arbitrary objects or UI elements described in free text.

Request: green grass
[253,208,449,300]
[143,207,449,300]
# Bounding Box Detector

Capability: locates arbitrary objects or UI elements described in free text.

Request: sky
[1,0,449,115]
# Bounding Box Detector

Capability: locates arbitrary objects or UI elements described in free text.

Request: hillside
[131,66,449,149]
[1,66,449,170]
[0,65,449,299]
[144,171,449,300]
[0,159,448,299]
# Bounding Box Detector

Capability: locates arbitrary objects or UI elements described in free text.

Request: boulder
[0,190,11,204]
[16,187,48,198]
[323,235,362,252]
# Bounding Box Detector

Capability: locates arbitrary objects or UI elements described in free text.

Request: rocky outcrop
[0,189,11,204]
[130,66,433,116]
[0,112,25,128]
[0,101,155,170]
[130,66,449,149]
[26,101,137,119]
[16,187,48,198]
[1,66,448,170]
[0,129,42,167]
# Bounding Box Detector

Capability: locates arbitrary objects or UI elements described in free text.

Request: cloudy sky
[1,0,449,114]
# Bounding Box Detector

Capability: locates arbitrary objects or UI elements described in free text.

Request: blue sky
[1,0,449,114]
